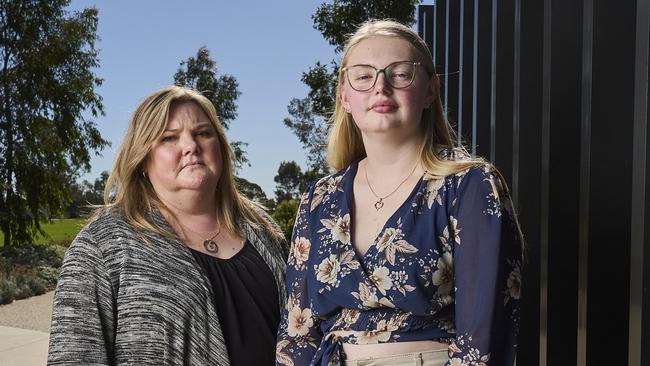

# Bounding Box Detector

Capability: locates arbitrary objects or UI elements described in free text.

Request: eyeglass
[343,61,422,92]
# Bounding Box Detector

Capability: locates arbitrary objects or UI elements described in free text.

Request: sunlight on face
[341,36,435,139]
[145,102,223,200]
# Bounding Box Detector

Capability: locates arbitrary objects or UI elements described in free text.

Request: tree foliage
[283,0,420,174]
[67,170,107,217]
[313,0,421,53]
[0,0,108,245]
[271,199,299,242]
[274,161,303,202]
[173,47,249,171]
[270,161,324,240]
[233,176,273,209]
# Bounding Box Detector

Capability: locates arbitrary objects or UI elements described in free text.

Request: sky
[68,0,339,197]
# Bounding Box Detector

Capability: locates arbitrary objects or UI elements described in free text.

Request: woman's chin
[179,173,218,192]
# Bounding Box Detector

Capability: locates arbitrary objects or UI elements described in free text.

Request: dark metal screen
[418,1,650,365]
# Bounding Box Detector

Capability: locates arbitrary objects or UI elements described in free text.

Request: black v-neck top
[189,240,280,365]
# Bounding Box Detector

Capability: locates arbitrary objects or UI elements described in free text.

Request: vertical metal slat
[472,0,479,156]
[490,0,498,162]
[512,0,521,205]
[629,0,650,364]
[458,0,465,145]
[540,0,552,364]
[577,0,593,364]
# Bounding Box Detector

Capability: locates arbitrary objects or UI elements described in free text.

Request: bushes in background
[0,242,67,305]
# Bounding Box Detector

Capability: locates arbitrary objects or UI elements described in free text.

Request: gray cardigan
[47,207,288,366]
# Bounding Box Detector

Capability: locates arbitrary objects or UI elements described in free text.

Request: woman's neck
[361,133,422,178]
[158,191,218,224]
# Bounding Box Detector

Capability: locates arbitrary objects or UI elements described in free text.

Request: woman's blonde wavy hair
[103,86,283,241]
[327,19,483,178]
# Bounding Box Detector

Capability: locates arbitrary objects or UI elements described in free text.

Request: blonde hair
[104,86,283,241]
[327,19,482,178]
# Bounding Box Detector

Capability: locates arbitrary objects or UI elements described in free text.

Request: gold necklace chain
[179,221,222,253]
[364,161,418,211]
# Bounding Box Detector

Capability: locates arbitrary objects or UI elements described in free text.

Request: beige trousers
[343,349,448,366]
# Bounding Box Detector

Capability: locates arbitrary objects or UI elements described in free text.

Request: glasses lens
[347,65,376,91]
[386,62,416,88]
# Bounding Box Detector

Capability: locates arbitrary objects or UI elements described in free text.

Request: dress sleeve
[48,228,116,365]
[276,185,324,366]
[447,166,523,366]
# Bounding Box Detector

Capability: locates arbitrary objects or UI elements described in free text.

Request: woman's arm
[276,186,324,366]
[48,228,116,365]
[449,166,523,366]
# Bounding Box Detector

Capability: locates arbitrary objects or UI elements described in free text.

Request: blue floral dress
[276,153,523,366]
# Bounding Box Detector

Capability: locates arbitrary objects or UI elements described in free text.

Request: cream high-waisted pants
[343,349,448,366]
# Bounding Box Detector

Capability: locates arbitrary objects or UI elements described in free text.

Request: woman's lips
[182,161,204,169]
[371,103,397,113]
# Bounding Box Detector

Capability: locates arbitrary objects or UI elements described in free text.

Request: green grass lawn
[0,218,86,246]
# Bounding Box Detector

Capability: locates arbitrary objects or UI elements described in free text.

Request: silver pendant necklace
[364,161,418,211]
[180,222,222,253]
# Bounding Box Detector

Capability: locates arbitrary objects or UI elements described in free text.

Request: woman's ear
[426,75,440,107]
[340,86,352,113]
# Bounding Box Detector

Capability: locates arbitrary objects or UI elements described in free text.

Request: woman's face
[145,101,223,198]
[341,36,437,140]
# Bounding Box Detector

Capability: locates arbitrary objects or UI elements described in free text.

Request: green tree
[67,170,108,217]
[313,0,420,52]
[271,199,300,242]
[0,0,108,246]
[274,161,303,202]
[283,0,420,173]
[234,176,274,209]
[271,161,324,243]
[92,170,109,199]
[173,47,249,171]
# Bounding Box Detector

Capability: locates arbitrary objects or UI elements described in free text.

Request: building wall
[418,1,649,365]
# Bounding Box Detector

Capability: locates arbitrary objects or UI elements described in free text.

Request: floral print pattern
[276,151,523,366]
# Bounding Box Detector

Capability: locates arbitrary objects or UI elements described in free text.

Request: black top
[190,240,280,366]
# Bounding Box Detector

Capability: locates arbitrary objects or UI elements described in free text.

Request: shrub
[0,242,65,304]
[38,266,61,287]
[0,278,17,305]
[1,242,64,268]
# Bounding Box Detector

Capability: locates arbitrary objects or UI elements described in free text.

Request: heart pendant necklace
[364,161,418,211]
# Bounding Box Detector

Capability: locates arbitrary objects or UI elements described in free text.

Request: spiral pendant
[203,239,219,253]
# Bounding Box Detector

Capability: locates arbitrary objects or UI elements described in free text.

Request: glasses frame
[342,61,422,92]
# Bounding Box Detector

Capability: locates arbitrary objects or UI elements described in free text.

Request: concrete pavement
[0,291,53,365]
[0,326,48,365]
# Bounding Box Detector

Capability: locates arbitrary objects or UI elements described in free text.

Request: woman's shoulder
[301,164,354,214]
[70,206,145,255]
[443,159,515,219]
[82,206,131,236]
[457,162,499,182]
[63,207,132,270]
[311,164,352,191]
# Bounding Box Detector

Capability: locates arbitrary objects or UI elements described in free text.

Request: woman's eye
[195,130,211,137]
[161,135,176,142]
[393,72,410,80]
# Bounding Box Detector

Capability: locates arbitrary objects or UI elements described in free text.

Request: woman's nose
[181,133,199,154]
[374,72,392,94]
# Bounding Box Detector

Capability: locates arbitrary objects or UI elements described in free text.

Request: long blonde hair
[104,86,283,241]
[327,19,482,178]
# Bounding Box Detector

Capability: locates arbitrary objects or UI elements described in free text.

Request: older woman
[48,86,287,365]
[276,20,524,366]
